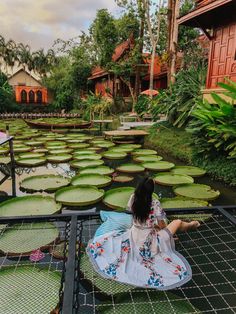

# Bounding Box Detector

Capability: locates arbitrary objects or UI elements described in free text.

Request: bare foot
[189,221,200,230]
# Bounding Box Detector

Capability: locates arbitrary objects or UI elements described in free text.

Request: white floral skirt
[87,226,192,290]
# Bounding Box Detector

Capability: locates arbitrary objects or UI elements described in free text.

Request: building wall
[207,21,236,88]
[15,86,48,104]
[8,70,41,87]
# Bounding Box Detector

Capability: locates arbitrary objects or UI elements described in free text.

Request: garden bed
[145,122,236,187]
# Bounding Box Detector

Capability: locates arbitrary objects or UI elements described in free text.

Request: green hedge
[145,122,236,186]
[145,122,192,163]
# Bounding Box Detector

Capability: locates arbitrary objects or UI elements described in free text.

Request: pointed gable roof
[8,68,42,86]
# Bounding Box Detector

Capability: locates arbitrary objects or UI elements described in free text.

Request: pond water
[0,118,235,211]
[1,148,236,213]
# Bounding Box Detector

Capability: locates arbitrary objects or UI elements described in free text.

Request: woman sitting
[87,177,200,289]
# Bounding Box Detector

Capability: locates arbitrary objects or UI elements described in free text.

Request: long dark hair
[131,177,154,223]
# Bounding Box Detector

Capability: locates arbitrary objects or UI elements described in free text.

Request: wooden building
[178,0,236,102]
[88,36,168,101]
[8,69,48,104]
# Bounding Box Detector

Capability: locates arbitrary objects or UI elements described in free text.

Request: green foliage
[134,95,149,116]
[178,0,200,52]
[90,9,118,67]
[151,63,207,127]
[115,11,140,43]
[43,40,93,111]
[192,154,236,186]
[81,93,112,120]
[187,80,236,159]
[146,122,193,163]
[0,71,18,112]
[43,58,74,111]
[146,121,236,186]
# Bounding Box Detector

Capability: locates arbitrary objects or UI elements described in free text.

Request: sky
[0,0,122,51]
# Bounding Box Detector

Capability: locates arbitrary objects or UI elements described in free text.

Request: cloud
[0,0,121,51]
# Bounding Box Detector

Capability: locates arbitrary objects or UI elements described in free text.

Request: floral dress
[87,197,192,290]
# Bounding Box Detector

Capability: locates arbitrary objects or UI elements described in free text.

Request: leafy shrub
[151,63,206,127]
[187,80,236,159]
[134,95,149,116]
[0,71,19,112]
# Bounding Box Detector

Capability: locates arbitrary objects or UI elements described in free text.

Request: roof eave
[178,0,234,28]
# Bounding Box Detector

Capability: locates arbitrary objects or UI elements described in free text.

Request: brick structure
[8,69,48,104]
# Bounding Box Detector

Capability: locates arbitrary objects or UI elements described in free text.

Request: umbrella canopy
[140,89,159,96]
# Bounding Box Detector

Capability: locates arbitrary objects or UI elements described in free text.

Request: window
[29,90,35,103]
[20,90,27,103]
[36,90,42,103]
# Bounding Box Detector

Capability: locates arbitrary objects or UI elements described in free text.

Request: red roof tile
[112,35,135,62]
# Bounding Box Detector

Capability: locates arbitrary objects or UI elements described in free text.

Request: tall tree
[167,0,180,85]
[143,0,164,96]
[90,9,118,67]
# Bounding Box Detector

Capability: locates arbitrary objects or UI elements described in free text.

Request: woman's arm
[127,194,134,212]
[153,199,167,229]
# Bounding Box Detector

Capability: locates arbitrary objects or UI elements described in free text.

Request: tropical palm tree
[17,43,32,71]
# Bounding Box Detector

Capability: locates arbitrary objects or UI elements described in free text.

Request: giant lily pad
[0,222,59,256]
[18,152,45,159]
[96,142,115,149]
[112,175,134,183]
[116,163,145,173]
[70,159,104,169]
[154,173,194,186]
[142,161,175,171]
[103,187,134,210]
[45,141,66,147]
[161,197,208,209]
[68,143,90,149]
[171,166,206,177]
[16,157,46,167]
[80,166,114,176]
[103,151,127,159]
[0,195,61,216]
[49,148,73,154]
[132,149,157,156]
[33,148,48,153]
[71,173,111,188]
[47,154,72,163]
[55,185,104,206]
[66,139,88,143]
[169,213,212,222]
[25,141,43,146]
[109,147,133,153]
[20,175,70,192]
[73,154,102,161]
[119,144,141,150]
[173,184,220,200]
[13,146,31,153]
[134,155,163,163]
[0,266,61,313]
[103,187,158,210]
[73,150,94,156]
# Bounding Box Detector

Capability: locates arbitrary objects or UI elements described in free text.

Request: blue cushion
[94,211,133,237]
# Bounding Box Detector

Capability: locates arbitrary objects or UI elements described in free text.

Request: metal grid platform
[0,207,235,313]
[76,207,236,314]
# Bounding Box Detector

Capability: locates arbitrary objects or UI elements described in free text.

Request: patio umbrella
[140,89,159,96]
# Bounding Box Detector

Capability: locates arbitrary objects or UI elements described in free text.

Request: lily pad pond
[0,119,236,314]
[0,119,235,212]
